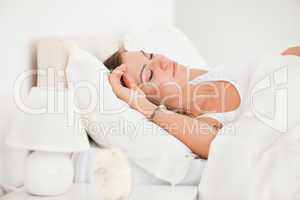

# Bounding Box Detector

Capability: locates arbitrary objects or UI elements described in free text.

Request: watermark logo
[250,66,288,133]
[12,64,290,137]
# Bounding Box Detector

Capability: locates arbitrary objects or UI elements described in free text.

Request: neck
[180,67,209,116]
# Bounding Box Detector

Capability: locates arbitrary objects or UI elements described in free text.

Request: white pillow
[122,25,209,70]
[66,47,196,185]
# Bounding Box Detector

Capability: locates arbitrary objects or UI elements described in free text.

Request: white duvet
[198,54,300,200]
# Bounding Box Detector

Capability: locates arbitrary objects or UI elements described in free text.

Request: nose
[150,55,170,71]
[160,56,173,71]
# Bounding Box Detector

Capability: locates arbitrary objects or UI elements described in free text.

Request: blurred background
[175,0,300,66]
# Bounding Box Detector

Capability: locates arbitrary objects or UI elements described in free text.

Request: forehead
[121,51,144,61]
[121,51,148,84]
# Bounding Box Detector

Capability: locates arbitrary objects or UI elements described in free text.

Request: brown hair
[103,47,126,72]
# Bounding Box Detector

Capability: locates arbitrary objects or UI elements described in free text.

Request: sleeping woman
[105,46,300,159]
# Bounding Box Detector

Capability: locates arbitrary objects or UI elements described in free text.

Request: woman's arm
[281,46,300,56]
[149,108,218,159]
[109,64,218,159]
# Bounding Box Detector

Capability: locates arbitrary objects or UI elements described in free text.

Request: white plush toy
[74,147,132,200]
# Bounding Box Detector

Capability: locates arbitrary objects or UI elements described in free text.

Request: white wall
[0,0,173,93]
[174,0,300,66]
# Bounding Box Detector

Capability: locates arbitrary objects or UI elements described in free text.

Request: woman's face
[121,50,189,108]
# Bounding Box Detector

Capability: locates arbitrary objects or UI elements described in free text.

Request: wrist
[147,104,167,120]
[139,101,157,119]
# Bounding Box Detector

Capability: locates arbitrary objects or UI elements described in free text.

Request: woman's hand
[282,46,300,57]
[108,64,157,118]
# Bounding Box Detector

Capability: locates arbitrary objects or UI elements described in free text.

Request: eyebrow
[140,50,147,57]
[140,64,147,83]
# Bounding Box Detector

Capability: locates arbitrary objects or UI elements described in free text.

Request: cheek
[140,84,160,103]
[159,83,182,98]
[153,70,174,86]
[158,82,184,106]
[141,79,186,104]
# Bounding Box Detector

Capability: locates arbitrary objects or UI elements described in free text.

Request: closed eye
[148,69,153,81]
[144,67,153,82]
[150,53,153,59]
[141,65,154,83]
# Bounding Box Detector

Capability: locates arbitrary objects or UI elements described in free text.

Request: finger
[111,64,127,78]
[109,64,127,86]
[123,73,137,89]
[122,73,131,88]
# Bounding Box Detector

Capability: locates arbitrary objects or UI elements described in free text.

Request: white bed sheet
[130,185,198,200]
[0,184,198,200]
[74,145,206,186]
[73,145,202,200]
[130,158,206,186]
